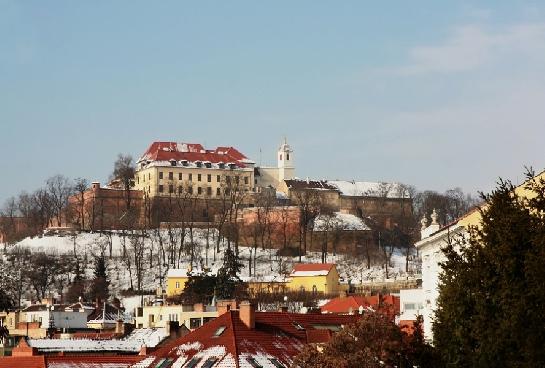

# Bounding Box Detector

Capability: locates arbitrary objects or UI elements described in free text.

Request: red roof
[45,356,144,367]
[0,356,45,368]
[150,309,360,367]
[291,263,335,273]
[321,295,400,318]
[139,142,250,167]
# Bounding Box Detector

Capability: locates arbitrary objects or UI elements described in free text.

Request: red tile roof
[138,142,250,167]
[321,295,400,318]
[46,356,144,367]
[0,356,45,368]
[291,263,335,273]
[150,309,360,367]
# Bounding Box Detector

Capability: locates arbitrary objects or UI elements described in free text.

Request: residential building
[165,268,191,297]
[135,303,217,330]
[287,263,341,294]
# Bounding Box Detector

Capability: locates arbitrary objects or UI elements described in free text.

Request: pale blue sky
[2,1,545,203]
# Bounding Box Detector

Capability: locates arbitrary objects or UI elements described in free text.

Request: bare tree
[112,154,136,211]
[73,178,89,230]
[46,174,74,227]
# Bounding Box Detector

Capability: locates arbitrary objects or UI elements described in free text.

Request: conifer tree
[88,255,109,301]
[215,247,246,299]
[434,171,545,366]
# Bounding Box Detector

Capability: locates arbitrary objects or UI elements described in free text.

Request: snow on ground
[7,229,418,306]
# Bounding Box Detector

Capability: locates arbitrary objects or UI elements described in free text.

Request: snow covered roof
[28,328,168,353]
[313,212,371,232]
[290,263,335,277]
[137,142,251,169]
[327,180,409,199]
[144,309,360,367]
[166,268,190,278]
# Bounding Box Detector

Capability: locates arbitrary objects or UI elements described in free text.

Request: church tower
[277,137,295,182]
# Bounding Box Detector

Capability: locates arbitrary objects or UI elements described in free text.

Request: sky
[1,1,545,204]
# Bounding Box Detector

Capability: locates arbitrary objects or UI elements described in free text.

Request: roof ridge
[229,310,240,368]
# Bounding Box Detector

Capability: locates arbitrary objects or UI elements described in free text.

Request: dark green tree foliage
[88,255,109,301]
[434,171,545,366]
[0,289,13,311]
[294,313,438,368]
[215,247,246,300]
[177,274,218,304]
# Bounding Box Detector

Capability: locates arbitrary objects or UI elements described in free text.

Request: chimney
[239,301,255,329]
[138,345,148,356]
[115,320,124,335]
[91,182,100,191]
[217,300,237,315]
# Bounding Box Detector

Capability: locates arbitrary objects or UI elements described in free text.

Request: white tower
[277,137,295,182]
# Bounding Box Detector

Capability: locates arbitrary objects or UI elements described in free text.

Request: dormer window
[228,163,236,170]
[204,162,212,168]
[181,160,189,167]
[170,160,177,166]
[218,162,225,169]
[196,161,203,168]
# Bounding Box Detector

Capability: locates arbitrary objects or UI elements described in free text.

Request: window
[198,174,202,182]
[197,187,202,195]
[269,358,285,368]
[207,187,212,196]
[190,318,201,329]
[178,186,183,193]
[244,176,249,185]
[159,172,163,179]
[170,160,177,166]
[207,174,211,182]
[175,282,180,289]
[179,173,183,180]
[169,172,173,180]
[159,185,164,193]
[159,314,163,321]
[216,188,221,196]
[246,357,263,368]
[312,285,317,294]
[287,153,290,160]
[184,358,201,368]
[217,175,221,182]
[235,176,240,184]
[202,358,218,368]
[196,161,202,168]
[189,174,193,181]
[279,154,282,160]
[225,188,230,195]
[205,162,212,168]
[148,173,151,180]
[188,186,193,194]
[213,326,226,337]
[150,315,155,322]
[218,163,225,169]
[137,176,139,184]
[169,185,174,194]
[148,186,151,193]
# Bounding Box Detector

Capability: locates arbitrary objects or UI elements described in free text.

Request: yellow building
[135,303,217,330]
[134,142,255,198]
[287,263,341,294]
[240,275,289,296]
[166,268,191,297]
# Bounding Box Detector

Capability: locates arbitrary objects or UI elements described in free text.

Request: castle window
[207,187,212,196]
[159,172,163,179]
[207,174,211,182]
[169,185,174,194]
[244,176,249,185]
[205,162,212,168]
[178,173,182,180]
[198,174,202,182]
[181,160,188,166]
[197,187,202,195]
[169,172,173,180]
[170,160,177,166]
[178,186,183,193]
[188,186,193,194]
[217,175,221,182]
[287,153,290,160]
[158,185,164,193]
[196,161,202,168]
[189,174,193,181]
[218,162,225,169]
[216,188,221,196]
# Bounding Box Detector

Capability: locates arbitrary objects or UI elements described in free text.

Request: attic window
[184,357,201,368]
[292,322,305,330]
[228,163,236,170]
[202,358,218,368]
[196,161,203,168]
[246,357,263,368]
[170,160,177,166]
[269,358,286,368]
[181,160,189,166]
[204,162,212,168]
[213,326,226,337]
[218,162,225,169]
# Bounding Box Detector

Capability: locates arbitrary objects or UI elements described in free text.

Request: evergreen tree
[88,255,109,301]
[434,171,545,366]
[65,258,87,303]
[177,274,217,304]
[215,247,246,299]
